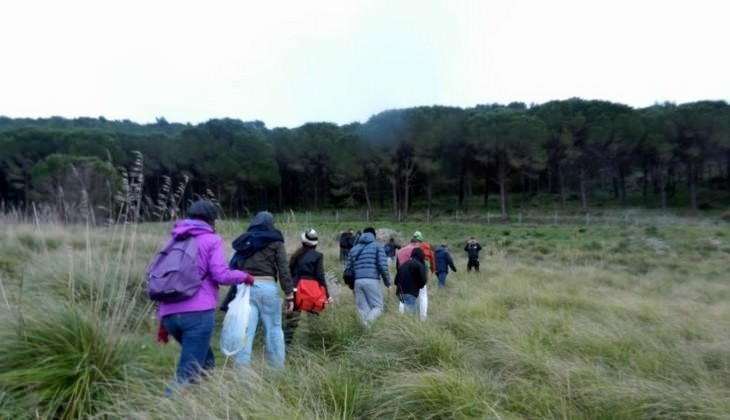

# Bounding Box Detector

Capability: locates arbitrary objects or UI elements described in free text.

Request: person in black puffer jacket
[394,247,427,314]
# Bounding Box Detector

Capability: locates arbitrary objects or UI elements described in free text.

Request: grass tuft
[0,306,134,419]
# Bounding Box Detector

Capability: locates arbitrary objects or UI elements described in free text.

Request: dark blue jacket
[434,246,457,274]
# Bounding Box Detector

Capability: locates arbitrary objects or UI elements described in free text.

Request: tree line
[1,98,728,223]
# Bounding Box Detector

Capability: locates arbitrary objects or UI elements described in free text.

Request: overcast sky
[1,0,728,128]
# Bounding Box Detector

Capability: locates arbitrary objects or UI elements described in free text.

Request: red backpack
[295,278,327,314]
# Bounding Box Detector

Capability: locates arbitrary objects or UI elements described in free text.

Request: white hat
[301,228,318,246]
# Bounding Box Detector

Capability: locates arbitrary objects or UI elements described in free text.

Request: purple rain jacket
[158,219,247,318]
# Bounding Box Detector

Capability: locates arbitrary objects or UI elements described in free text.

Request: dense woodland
[1,98,729,223]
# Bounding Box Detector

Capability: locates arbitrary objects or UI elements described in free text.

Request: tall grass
[0,217,729,418]
[0,307,134,419]
[0,221,158,418]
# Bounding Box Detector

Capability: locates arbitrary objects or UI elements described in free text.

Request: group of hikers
[151,199,483,396]
[341,228,483,324]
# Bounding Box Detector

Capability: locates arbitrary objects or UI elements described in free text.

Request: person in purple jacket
[158,200,254,395]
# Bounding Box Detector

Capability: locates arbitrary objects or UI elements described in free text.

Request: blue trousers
[436,272,448,288]
[234,281,286,369]
[163,310,215,393]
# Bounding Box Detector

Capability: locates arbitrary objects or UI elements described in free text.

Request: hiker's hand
[242,273,255,286]
[285,296,294,313]
[327,296,333,304]
[156,322,169,344]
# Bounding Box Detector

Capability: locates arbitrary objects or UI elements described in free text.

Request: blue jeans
[437,272,448,288]
[354,278,384,327]
[234,281,285,369]
[401,293,418,312]
[162,310,215,392]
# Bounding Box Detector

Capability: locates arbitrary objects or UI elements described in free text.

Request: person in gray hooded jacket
[344,229,391,327]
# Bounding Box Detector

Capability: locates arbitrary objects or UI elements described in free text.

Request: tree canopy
[1,98,729,222]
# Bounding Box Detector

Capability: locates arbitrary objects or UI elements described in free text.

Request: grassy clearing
[0,216,729,419]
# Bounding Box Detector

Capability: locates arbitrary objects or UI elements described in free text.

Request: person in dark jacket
[396,231,434,320]
[283,228,330,346]
[158,200,253,395]
[434,244,457,288]
[394,248,427,313]
[464,237,483,272]
[231,211,293,369]
[339,229,355,262]
[383,237,401,266]
[344,230,391,327]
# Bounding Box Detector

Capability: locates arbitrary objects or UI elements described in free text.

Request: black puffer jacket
[394,248,427,297]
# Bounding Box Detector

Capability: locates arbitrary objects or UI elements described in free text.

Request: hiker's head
[412,231,423,242]
[187,200,218,226]
[249,211,274,229]
[410,247,425,262]
[301,228,318,247]
[364,226,376,238]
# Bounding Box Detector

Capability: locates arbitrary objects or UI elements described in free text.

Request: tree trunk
[559,163,567,209]
[618,166,626,205]
[642,162,649,202]
[390,175,398,219]
[483,166,489,207]
[313,176,319,210]
[579,167,587,212]
[726,150,730,204]
[458,165,466,211]
[547,167,553,194]
[363,183,372,216]
[403,171,411,220]
[657,164,667,209]
[402,158,416,220]
[498,155,508,217]
[426,181,433,216]
[688,161,698,210]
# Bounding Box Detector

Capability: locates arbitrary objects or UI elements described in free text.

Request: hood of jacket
[171,219,214,240]
[357,232,376,245]
[410,247,425,263]
[248,211,274,230]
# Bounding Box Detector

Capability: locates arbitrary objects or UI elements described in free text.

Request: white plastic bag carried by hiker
[398,285,428,321]
[220,285,251,356]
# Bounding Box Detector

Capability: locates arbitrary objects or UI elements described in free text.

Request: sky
[1,0,728,128]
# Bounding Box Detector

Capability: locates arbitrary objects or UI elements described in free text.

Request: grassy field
[0,215,729,419]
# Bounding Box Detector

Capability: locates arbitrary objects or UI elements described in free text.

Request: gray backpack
[147,236,201,302]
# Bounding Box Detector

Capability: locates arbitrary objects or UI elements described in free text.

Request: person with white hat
[283,228,330,346]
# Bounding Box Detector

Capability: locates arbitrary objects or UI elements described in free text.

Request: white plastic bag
[418,285,428,321]
[220,285,251,357]
[398,285,428,320]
